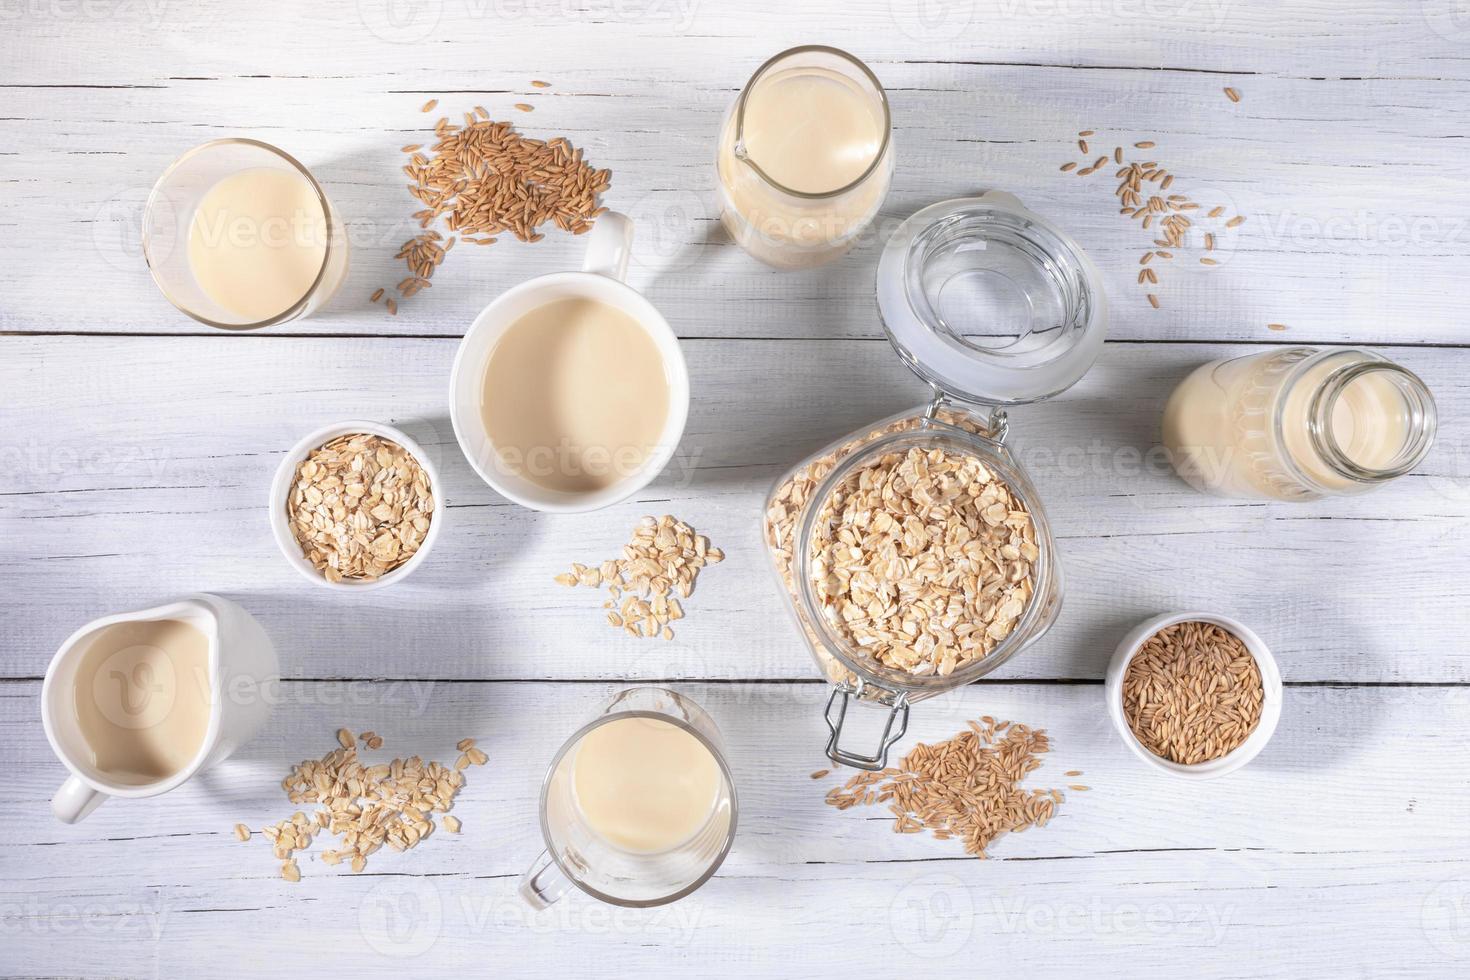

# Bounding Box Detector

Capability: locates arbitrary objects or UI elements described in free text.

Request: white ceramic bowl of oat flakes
[269,420,445,592]
[1105,611,1283,780]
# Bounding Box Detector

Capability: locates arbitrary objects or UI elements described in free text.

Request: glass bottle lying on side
[1162,347,1437,500]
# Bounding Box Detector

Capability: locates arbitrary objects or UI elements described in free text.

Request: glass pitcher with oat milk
[716,45,893,269]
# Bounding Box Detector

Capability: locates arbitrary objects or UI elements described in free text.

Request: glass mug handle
[519,849,573,909]
[580,210,633,282]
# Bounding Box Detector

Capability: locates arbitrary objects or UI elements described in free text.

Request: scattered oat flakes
[531,80,551,88]
[421,99,439,113]
[239,729,474,879]
[810,769,831,780]
[514,102,534,112]
[285,433,434,583]
[456,737,475,752]
[233,824,251,842]
[556,515,724,640]
[443,815,462,833]
[1267,323,1288,332]
[1224,86,1241,103]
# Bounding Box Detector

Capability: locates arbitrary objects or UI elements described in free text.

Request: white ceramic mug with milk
[449,212,690,512]
[41,594,278,823]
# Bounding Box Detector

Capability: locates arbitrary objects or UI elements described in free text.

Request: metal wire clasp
[921,388,1009,444]
[823,679,910,771]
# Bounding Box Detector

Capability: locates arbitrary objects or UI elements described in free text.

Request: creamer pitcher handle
[581,211,633,281]
[52,774,106,823]
[519,849,573,909]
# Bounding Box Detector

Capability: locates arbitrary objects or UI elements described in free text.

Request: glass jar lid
[876,192,1107,406]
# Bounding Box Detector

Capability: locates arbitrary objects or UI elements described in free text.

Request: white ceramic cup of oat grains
[268,420,445,591]
[449,211,691,513]
[1105,611,1283,779]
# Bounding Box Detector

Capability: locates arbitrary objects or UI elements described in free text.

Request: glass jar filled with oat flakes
[762,193,1107,769]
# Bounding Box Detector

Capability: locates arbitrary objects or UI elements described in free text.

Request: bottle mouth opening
[1308,360,1438,483]
[731,44,891,201]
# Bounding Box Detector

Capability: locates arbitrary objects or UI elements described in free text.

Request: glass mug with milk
[143,139,349,329]
[520,688,737,908]
[717,45,893,269]
[1163,347,1437,500]
[41,595,278,823]
[450,211,690,511]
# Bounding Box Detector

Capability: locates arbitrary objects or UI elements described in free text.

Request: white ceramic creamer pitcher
[41,594,279,823]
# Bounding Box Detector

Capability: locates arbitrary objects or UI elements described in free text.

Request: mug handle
[581,211,633,282]
[518,849,573,909]
[53,774,107,823]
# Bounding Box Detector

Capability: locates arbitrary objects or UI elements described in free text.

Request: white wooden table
[4,2,1470,976]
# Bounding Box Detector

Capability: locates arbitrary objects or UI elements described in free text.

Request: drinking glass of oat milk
[716,45,893,269]
[520,688,738,909]
[449,211,691,512]
[143,139,349,329]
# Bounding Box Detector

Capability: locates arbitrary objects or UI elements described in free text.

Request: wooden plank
[3,71,1469,343]
[6,0,1469,83]
[3,680,1468,976]
[3,336,1466,682]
